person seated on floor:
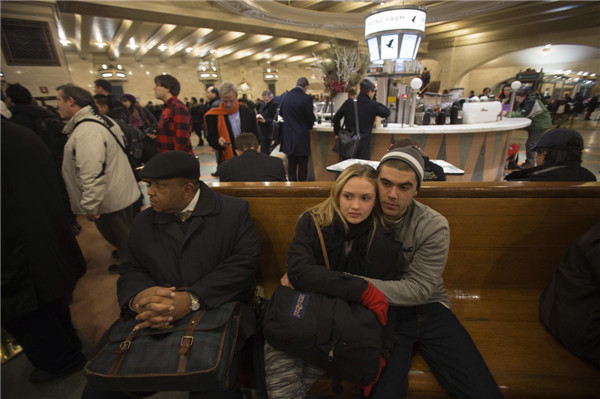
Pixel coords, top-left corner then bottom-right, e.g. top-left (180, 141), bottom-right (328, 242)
top-left (539, 222), bottom-right (600, 369)
top-left (217, 132), bottom-right (287, 182)
top-left (388, 138), bottom-right (446, 181)
top-left (82, 151), bottom-right (261, 399)
top-left (505, 128), bottom-right (596, 182)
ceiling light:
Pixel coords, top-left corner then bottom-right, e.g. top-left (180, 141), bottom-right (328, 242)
top-left (60, 39), bottom-right (71, 46)
top-left (127, 37), bottom-right (139, 50)
top-left (95, 41), bottom-right (107, 48)
top-left (158, 44), bottom-right (168, 52)
top-left (186, 47), bottom-right (193, 53)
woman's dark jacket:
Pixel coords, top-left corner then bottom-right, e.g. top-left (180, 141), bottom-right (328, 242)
top-left (287, 212), bottom-right (403, 354)
top-left (332, 93), bottom-right (390, 159)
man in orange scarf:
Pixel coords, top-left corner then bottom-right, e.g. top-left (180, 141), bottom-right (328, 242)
top-left (204, 82), bottom-right (258, 168)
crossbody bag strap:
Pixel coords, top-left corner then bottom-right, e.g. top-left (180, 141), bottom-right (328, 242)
top-left (352, 98), bottom-right (361, 139)
top-left (75, 118), bottom-right (129, 157)
top-left (309, 212), bottom-right (330, 270)
top-left (177, 309), bottom-right (207, 373)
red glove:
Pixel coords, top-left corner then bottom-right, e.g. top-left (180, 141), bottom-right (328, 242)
top-left (360, 282), bottom-right (388, 326)
top-left (363, 355), bottom-right (386, 397)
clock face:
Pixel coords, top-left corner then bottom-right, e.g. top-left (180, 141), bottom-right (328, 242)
top-left (381, 33), bottom-right (398, 59)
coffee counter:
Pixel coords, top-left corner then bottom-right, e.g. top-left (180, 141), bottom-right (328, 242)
top-left (309, 118), bottom-right (531, 181)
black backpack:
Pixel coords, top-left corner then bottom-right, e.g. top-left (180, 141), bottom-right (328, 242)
top-left (34, 116), bottom-right (67, 164)
top-left (74, 118), bottom-right (141, 178)
top-left (113, 119), bottom-right (145, 165)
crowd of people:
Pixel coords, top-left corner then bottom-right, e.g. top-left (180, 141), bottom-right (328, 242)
top-left (1, 74), bottom-right (598, 399)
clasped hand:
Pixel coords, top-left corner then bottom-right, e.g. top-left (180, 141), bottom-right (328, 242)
top-left (131, 286), bottom-right (190, 331)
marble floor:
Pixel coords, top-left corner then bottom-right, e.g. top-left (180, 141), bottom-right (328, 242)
top-left (2, 118), bottom-right (598, 399)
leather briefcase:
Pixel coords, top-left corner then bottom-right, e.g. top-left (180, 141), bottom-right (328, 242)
top-left (85, 301), bottom-right (240, 392)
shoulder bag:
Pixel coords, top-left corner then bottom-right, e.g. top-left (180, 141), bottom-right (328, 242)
top-left (333, 99), bottom-right (361, 159)
top-left (85, 301), bottom-right (241, 392)
top-left (263, 213), bottom-right (382, 386)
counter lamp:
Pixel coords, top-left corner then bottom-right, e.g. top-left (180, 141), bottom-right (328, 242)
top-left (507, 80), bottom-right (522, 118)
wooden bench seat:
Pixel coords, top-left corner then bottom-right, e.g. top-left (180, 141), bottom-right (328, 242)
top-left (210, 181), bottom-right (600, 398)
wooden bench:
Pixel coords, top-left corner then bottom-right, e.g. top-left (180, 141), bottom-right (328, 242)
top-left (210, 181), bottom-right (600, 398)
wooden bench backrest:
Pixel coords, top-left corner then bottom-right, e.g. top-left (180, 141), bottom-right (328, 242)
top-left (210, 182), bottom-right (600, 296)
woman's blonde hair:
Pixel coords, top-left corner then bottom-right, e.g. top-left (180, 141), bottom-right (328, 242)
top-left (307, 164), bottom-right (381, 231)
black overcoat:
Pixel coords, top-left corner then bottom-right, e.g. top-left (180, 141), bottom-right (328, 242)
top-left (1, 120), bottom-right (86, 322)
top-left (117, 181), bottom-right (261, 338)
top-left (280, 87), bottom-right (315, 156)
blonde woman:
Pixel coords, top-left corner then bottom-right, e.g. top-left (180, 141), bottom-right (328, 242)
top-left (264, 164), bottom-right (401, 398)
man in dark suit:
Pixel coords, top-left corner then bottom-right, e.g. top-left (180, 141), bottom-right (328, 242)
top-left (280, 77), bottom-right (315, 181)
top-left (205, 82), bottom-right (258, 173)
top-left (256, 89), bottom-right (278, 154)
top-left (217, 133), bottom-right (287, 182)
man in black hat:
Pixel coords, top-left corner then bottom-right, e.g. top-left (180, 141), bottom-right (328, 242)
top-left (331, 78), bottom-right (390, 160)
top-left (83, 151), bottom-right (261, 399)
top-left (505, 128), bottom-right (596, 181)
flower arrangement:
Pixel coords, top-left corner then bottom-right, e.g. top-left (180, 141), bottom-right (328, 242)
top-left (314, 41), bottom-right (370, 100)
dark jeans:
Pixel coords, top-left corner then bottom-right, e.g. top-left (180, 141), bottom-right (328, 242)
top-left (370, 303), bottom-right (502, 399)
top-left (287, 155), bottom-right (308, 181)
top-left (2, 297), bottom-right (85, 372)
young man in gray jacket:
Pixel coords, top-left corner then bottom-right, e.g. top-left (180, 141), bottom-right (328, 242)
top-left (365, 146), bottom-right (503, 398)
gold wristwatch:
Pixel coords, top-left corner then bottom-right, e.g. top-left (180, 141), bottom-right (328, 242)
top-left (188, 292), bottom-right (200, 311)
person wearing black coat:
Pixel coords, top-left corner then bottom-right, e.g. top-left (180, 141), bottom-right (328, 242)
top-left (505, 128), bottom-right (596, 182)
top-left (82, 151), bottom-right (261, 399)
top-left (205, 82), bottom-right (258, 165)
top-left (332, 79), bottom-right (390, 160)
top-left (256, 89), bottom-right (278, 154)
top-left (1, 120), bottom-right (87, 384)
top-left (280, 77), bottom-right (316, 181)
top-left (217, 133), bottom-right (286, 182)
top-left (539, 222), bottom-right (600, 369)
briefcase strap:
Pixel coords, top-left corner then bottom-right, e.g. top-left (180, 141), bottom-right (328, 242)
top-left (309, 212), bottom-right (330, 271)
top-left (110, 328), bottom-right (139, 375)
top-left (177, 309), bottom-right (206, 373)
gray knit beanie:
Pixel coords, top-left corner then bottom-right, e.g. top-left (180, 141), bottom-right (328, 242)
top-left (380, 146), bottom-right (425, 190)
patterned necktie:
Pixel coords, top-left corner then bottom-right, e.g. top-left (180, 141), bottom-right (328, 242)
top-left (176, 210), bottom-right (193, 222)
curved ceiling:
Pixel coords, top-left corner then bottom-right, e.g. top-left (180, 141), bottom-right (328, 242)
top-left (482, 45), bottom-right (600, 70)
top-left (49, 1), bottom-right (600, 68)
